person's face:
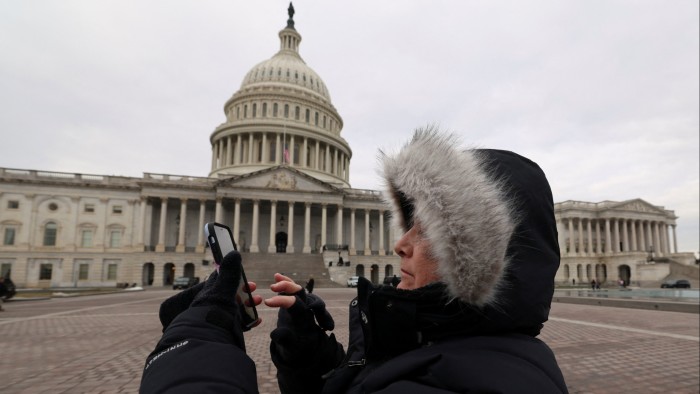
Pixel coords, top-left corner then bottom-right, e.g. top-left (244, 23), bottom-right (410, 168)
top-left (394, 224), bottom-right (440, 290)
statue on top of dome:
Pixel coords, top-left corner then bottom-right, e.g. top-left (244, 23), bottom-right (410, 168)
top-left (287, 2), bottom-right (295, 29)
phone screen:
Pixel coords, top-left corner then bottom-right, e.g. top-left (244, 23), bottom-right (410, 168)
top-left (205, 222), bottom-right (258, 328)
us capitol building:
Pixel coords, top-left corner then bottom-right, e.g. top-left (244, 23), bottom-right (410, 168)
top-left (0, 6), bottom-right (695, 290)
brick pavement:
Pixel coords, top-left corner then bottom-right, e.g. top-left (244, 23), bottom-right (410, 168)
top-left (0, 288), bottom-right (697, 393)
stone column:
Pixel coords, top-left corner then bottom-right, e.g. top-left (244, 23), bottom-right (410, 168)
top-left (248, 133), bottom-right (254, 164)
top-left (321, 204), bottom-right (327, 250)
top-left (622, 219), bottom-right (629, 252)
top-left (290, 135), bottom-right (295, 165)
top-left (287, 202), bottom-right (295, 253)
top-left (567, 219), bottom-right (575, 256)
top-left (176, 198), bottom-right (187, 253)
top-left (349, 208), bottom-right (356, 255)
top-left (577, 219), bottom-right (584, 256)
top-left (156, 198), bottom-right (167, 252)
top-left (226, 137), bottom-right (233, 166)
top-left (250, 200), bottom-right (260, 253)
top-left (630, 219), bottom-right (638, 251)
top-left (672, 224), bottom-right (678, 254)
top-left (303, 202), bottom-right (311, 253)
top-left (653, 222), bottom-right (661, 256)
top-left (604, 218), bottom-right (612, 254)
top-left (215, 198), bottom-right (223, 223)
top-left (613, 219), bottom-right (620, 253)
top-left (276, 133), bottom-right (282, 163)
top-left (315, 140), bottom-right (320, 170)
top-left (333, 149), bottom-right (338, 176)
top-left (196, 200), bottom-right (206, 252)
top-left (325, 147), bottom-right (331, 173)
top-left (233, 199), bottom-right (241, 247)
top-left (661, 223), bottom-right (669, 254)
top-left (211, 144), bottom-right (217, 171)
top-left (586, 219), bottom-right (593, 256)
top-left (236, 134), bottom-right (242, 164)
top-left (379, 211), bottom-right (385, 256)
top-left (638, 221), bottom-right (646, 252)
top-left (595, 219), bottom-right (601, 254)
top-left (138, 196), bottom-right (148, 247)
top-left (336, 205), bottom-right (343, 245)
top-left (364, 210), bottom-right (371, 255)
top-left (302, 137), bottom-right (308, 167)
top-left (262, 133), bottom-right (268, 163)
top-left (268, 201), bottom-right (277, 253)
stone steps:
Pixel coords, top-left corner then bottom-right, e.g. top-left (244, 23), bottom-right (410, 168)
top-left (239, 252), bottom-right (340, 288)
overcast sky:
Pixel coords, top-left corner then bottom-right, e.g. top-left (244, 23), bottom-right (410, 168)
top-left (1, 1), bottom-right (698, 254)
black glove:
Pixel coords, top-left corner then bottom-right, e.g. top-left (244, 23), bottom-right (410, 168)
top-left (270, 288), bottom-right (337, 364)
top-left (190, 250), bottom-right (247, 350)
top-left (158, 281), bottom-right (206, 331)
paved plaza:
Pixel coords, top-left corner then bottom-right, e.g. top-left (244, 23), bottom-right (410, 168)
top-left (0, 288), bottom-right (698, 393)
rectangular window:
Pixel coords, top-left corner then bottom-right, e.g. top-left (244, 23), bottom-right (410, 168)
top-left (3, 228), bottom-right (15, 245)
top-left (7, 200), bottom-right (19, 209)
top-left (1, 263), bottom-right (11, 277)
top-left (44, 224), bottom-right (57, 246)
top-left (112, 205), bottom-right (122, 214)
top-left (107, 264), bottom-right (118, 280)
top-left (79, 264), bottom-right (89, 280)
top-left (40, 263), bottom-right (53, 280)
top-left (84, 204), bottom-right (95, 213)
top-left (81, 230), bottom-right (93, 248)
top-left (109, 231), bottom-right (121, 248)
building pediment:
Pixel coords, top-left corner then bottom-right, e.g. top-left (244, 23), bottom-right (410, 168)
top-left (217, 166), bottom-right (339, 193)
top-left (608, 199), bottom-right (666, 215)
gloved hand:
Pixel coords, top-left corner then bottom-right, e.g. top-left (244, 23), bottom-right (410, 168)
top-left (159, 281), bottom-right (206, 331)
top-left (267, 279), bottom-right (338, 365)
top-left (190, 250), bottom-right (248, 349)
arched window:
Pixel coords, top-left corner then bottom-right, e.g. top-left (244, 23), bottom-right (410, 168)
top-left (252, 103), bottom-right (257, 117)
top-left (305, 109), bottom-right (310, 123)
top-left (244, 105), bottom-right (248, 118)
top-left (273, 103), bottom-right (278, 117)
top-left (323, 115), bottom-right (327, 129)
top-left (44, 222), bottom-right (57, 246)
top-left (314, 112), bottom-right (319, 126)
top-left (262, 103), bottom-right (267, 117)
top-left (295, 106), bottom-right (300, 120)
top-left (284, 104), bottom-right (289, 118)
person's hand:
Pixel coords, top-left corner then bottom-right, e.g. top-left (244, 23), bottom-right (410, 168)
top-left (189, 251), bottom-right (263, 348)
top-left (265, 273), bottom-right (336, 364)
top-left (159, 281), bottom-right (206, 332)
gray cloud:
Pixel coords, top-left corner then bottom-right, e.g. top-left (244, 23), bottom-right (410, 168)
top-left (1, 0), bottom-right (697, 254)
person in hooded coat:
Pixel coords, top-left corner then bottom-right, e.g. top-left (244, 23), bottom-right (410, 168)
top-left (266, 128), bottom-right (568, 393)
top-left (139, 127), bottom-right (568, 394)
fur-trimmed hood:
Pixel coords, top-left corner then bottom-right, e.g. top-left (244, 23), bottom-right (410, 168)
top-left (380, 128), bottom-right (560, 333)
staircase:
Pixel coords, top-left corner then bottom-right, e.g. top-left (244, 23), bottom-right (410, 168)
top-left (663, 260), bottom-right (700, 288)
top-left (239, 252), bottom-right (341, 288)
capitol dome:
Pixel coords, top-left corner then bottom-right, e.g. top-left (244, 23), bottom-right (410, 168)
top-left (209, 4), bottom-right (351, 188)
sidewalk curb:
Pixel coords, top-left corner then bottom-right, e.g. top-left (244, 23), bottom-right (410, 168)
top-left (552, 296), bottom-right (700, 314)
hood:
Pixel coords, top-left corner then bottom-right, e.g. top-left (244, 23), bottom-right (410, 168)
top-left (380, 128), bottom-right (560, 334)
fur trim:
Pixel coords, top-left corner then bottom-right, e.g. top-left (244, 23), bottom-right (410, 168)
top-left (380, 127), bottom-right (517, 306)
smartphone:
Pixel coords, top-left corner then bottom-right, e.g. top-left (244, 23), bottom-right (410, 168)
top-left (204, 222), bottom-right (258, 329)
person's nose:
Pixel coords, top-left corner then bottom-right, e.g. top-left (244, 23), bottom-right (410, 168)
top-left (394, 230), bottom-right (412, 258)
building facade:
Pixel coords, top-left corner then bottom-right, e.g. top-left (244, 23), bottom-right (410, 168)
top-left (0, 7), bottom-right (693, 289)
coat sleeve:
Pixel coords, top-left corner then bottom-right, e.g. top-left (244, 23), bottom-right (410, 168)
top-left (139, 306), bottom-right (258, 394)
